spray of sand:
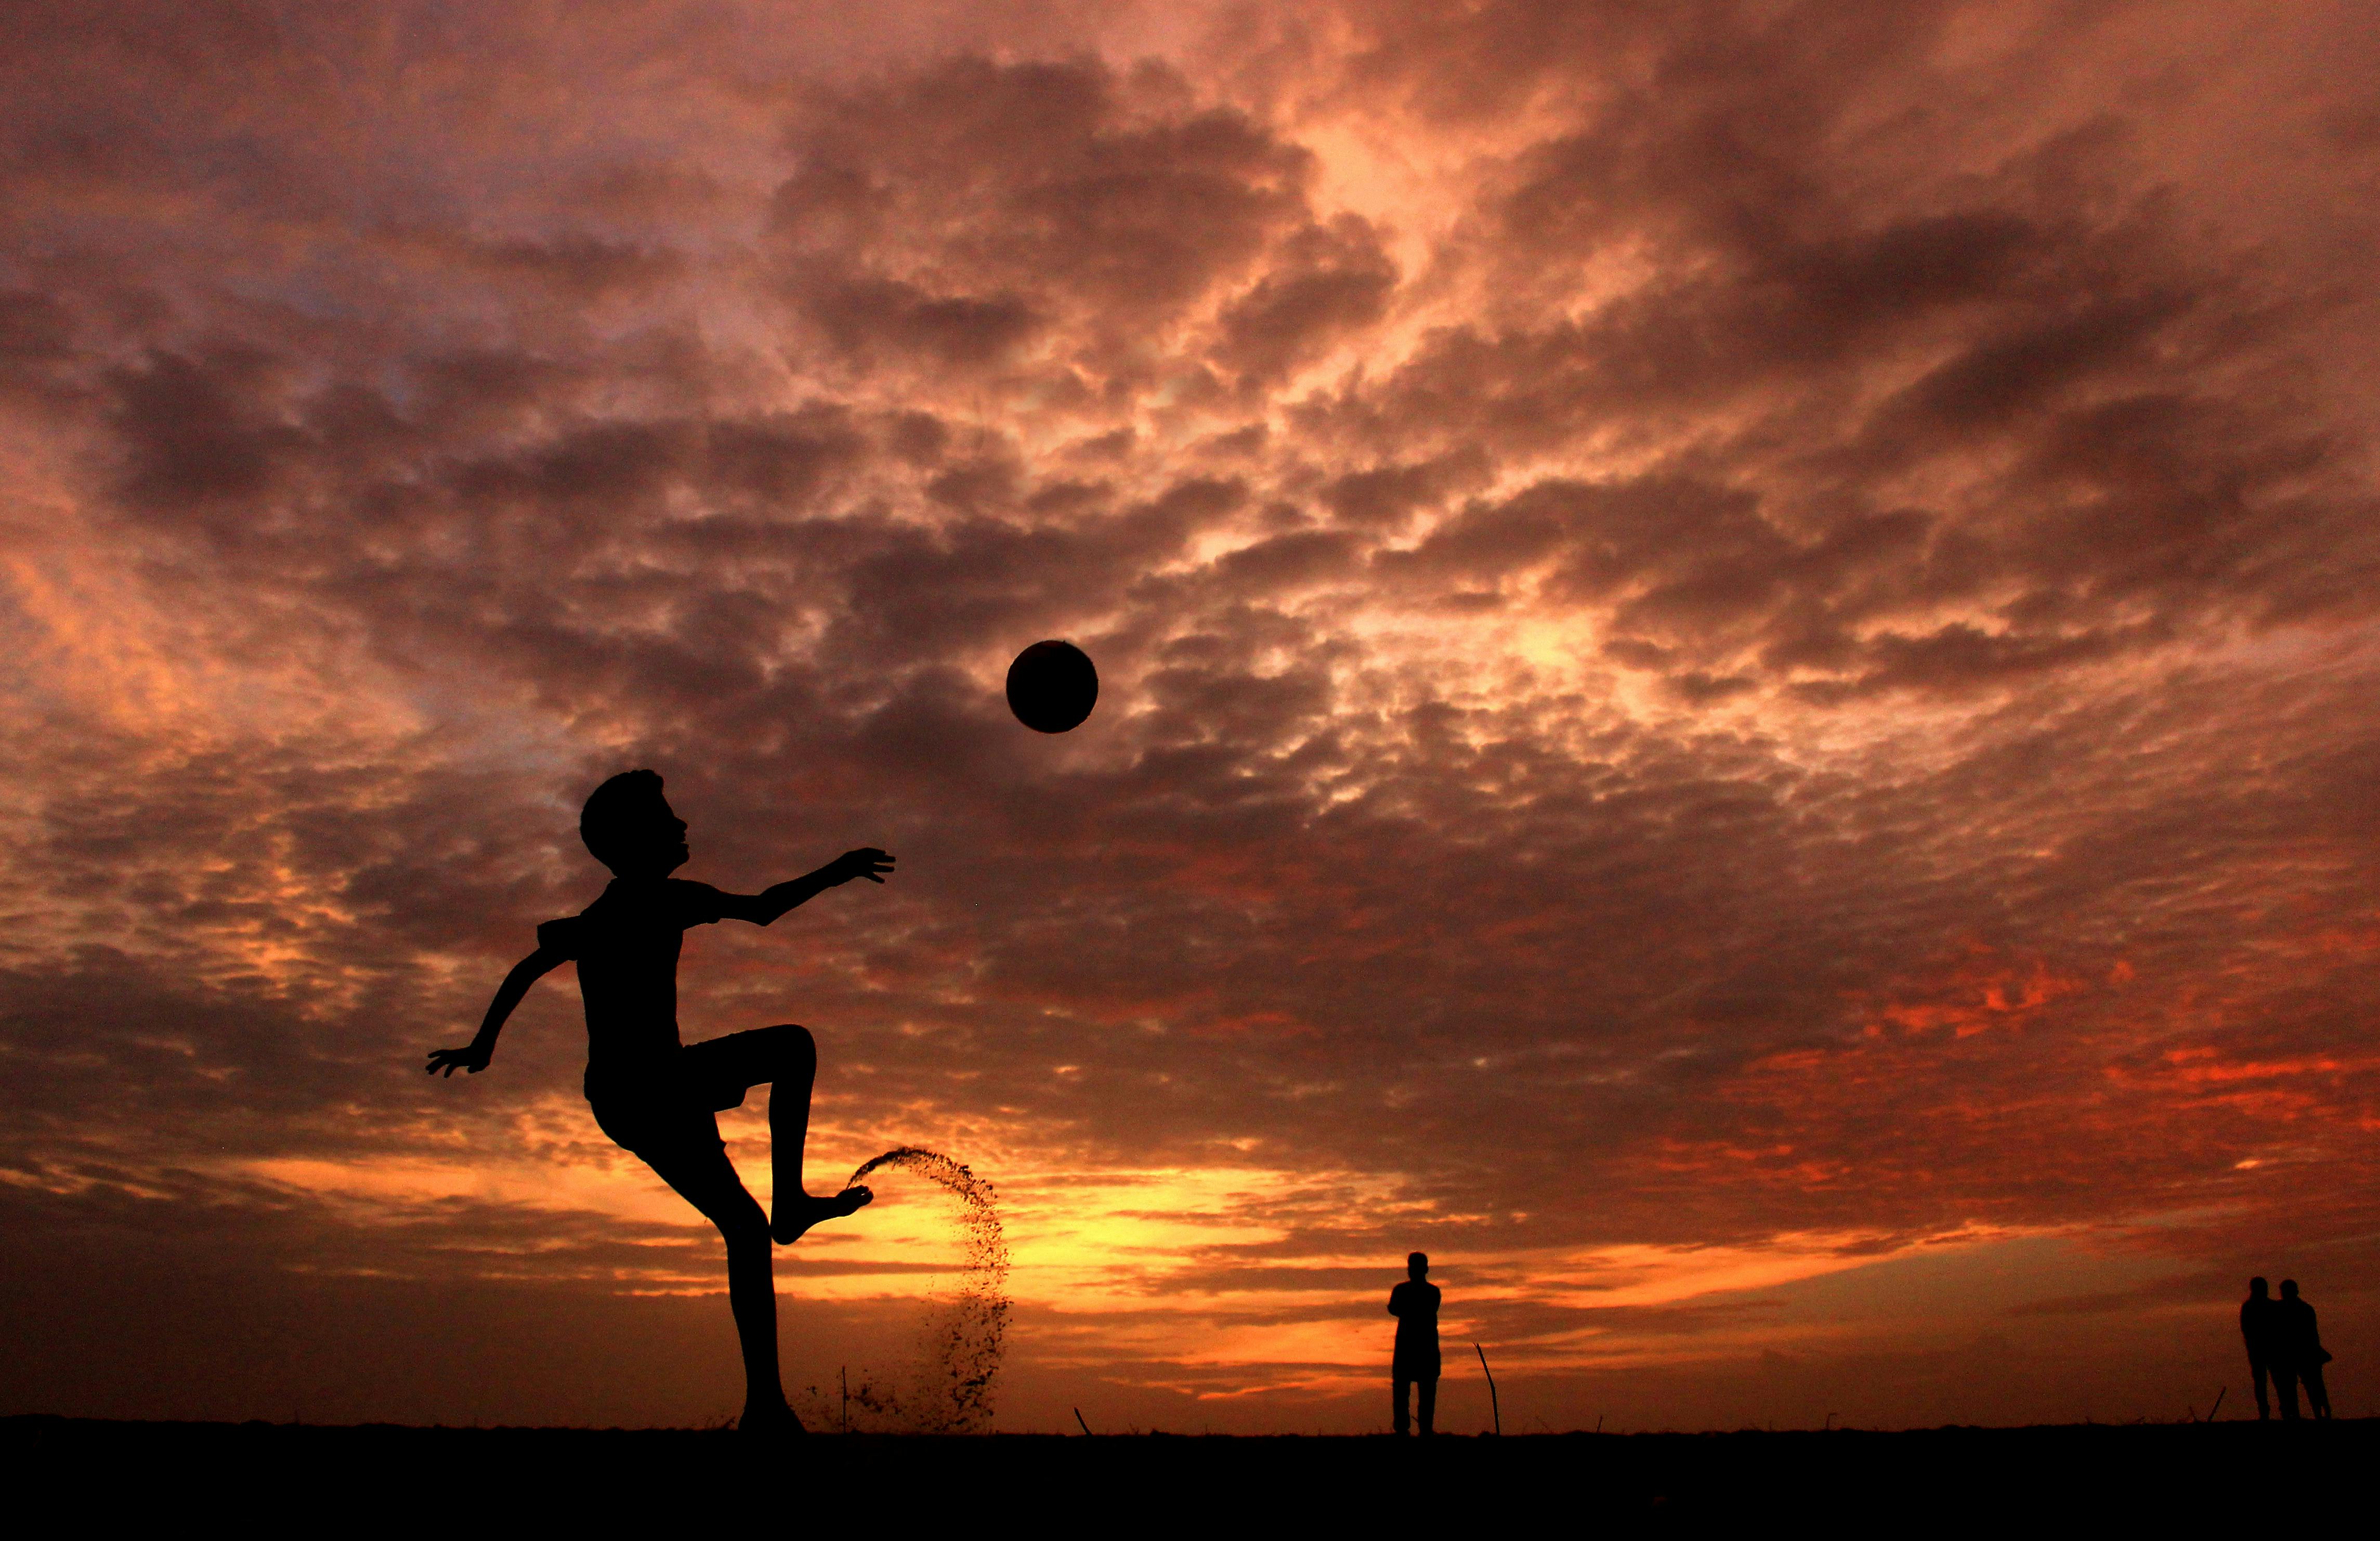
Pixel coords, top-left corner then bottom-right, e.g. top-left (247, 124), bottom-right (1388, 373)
top-left (840, 1146), bottom-right (1010, 1432)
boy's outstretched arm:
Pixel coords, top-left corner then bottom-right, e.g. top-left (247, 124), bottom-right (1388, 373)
top-left (426, 945), bottom-right (567, 1076)
top-left (719, 847), bottom-right (894, 926)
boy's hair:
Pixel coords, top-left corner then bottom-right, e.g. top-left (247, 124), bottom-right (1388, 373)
top-left (1408, 1251), bottom-right (1428, 1270)
top-left (581, 769), bottom-right (669, 872)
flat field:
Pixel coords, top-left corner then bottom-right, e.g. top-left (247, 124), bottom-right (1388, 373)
top-left (6, 1415), bottom-right (2364, 1527)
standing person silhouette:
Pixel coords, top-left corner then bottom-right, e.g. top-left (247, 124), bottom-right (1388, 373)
top-left (2279, 1279), bottom-right (2334, 1420)
top-left (1388, 1251), bottom-right (1442, 1436)
top-left (426, 770), bottom-right (889, 1434)
top-left (2241, 1276), bottom-right (2281, 1420)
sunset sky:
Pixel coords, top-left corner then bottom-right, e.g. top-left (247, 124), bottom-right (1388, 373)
top-left (4, 0), bottom-right (2377, 1433)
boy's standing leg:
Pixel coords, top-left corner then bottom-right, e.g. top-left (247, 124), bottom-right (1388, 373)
top-left (636, 1141), bottom-right (795, 1428)
top-left (1393, 1374), bottom-right (1412, 1434)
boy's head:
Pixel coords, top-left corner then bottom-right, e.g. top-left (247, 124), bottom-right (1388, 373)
top-left (1408, 1251), bottom-right (1429, 1280)
top-left (581, 769), bottom-right (689, 878)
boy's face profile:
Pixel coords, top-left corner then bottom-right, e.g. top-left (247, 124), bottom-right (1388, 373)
top-left (580, 769), bottom-right (691, 879)
top-left (609, 801), bottom-right (690, 878)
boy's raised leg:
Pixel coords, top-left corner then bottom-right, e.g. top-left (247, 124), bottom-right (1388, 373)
top-left (757, 1024), bottom-right (871, 1244)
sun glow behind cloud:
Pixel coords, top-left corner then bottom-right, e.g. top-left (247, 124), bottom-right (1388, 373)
top-left (231, 1118), bottom-right (2123, 1417)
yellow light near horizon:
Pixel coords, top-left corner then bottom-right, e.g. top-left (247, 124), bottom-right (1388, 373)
top-left (226, 1120), bottom-right (2137, 1406)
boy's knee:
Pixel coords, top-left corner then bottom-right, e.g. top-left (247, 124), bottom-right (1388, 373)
top-left (718, 1201), bottom-right (770, 1251)
top-left (764, 1023), bottom-right (816, 1068)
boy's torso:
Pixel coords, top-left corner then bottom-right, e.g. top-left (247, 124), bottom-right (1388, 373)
top-left (545, 878), bottom-right (729, 1088)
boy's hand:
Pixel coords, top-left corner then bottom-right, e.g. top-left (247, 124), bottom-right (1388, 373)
top-left (822, 847), bottom-right (895, 886)
top-left (426, 1042), bottom-right (492, 1077)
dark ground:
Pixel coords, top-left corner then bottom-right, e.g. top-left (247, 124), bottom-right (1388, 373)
top-left (5, 1415), bottom-right (2366, 1527)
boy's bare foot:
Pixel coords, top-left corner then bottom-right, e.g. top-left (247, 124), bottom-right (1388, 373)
top-left (771, 1185), bottom-right (872, 1245)
top-left (738, 1401), bottom-right (805, 1435)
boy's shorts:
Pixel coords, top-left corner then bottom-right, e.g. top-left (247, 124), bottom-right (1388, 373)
top-left (586, 1027), bottom-right (791, 1163)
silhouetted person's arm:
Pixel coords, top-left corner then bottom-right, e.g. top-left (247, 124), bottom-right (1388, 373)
top-left (426, 945), bottom-right (569, 1076)
top-left (716, 849), bottom-right (895, 925)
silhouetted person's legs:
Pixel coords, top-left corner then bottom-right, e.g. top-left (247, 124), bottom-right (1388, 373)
top-left (2302, 1363), bottom-right (2331, 1419)
top-left (1416, 1374), bottom-right (1437, 1436)
top-left (687, 1025), bottom-right (868, 1244)
top-left (587, 1025), bottom-right (875, 1431)
top-left (1393, 1375), bottom-right (1413, 1434)
top-left (641, 1140), bottom-right (792, 1428)
top-left (2274, 1365), bottom-right (2302, 1421)
top-left (767, 1025), bottom-right (816, 1207)
top-left (2251, 1357), bottom-right (2271, 1420)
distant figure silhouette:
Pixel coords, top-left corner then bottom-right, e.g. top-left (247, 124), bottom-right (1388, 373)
top-left (2242, 1276), bottom-right (2281, 1420)
top-left (1388, 1251), bottom-right (1441, 1436)
top-left (2277, 1279), bottom-right (2334, 1421)
top-left (427, 770), bottom-right (892, 1434)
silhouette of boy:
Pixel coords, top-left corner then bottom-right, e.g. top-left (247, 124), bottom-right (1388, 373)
top-left (2241, 1276), bottom-right (2280, 1419)
top-left (1388, 1251), bottom-right (1441, 1436)
top-left (427, 769), bottom-right (891, 1433)
top-left (2278, 1279), bottom-right (2333, 1421)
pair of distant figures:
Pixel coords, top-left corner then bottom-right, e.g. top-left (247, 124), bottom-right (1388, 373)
top-left (2241, 1277), bottom-right (2333, 1420)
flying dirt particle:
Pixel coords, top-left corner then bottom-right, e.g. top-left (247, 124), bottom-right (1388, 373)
top-left (842, 1146), bottom-right (1011, 1432)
